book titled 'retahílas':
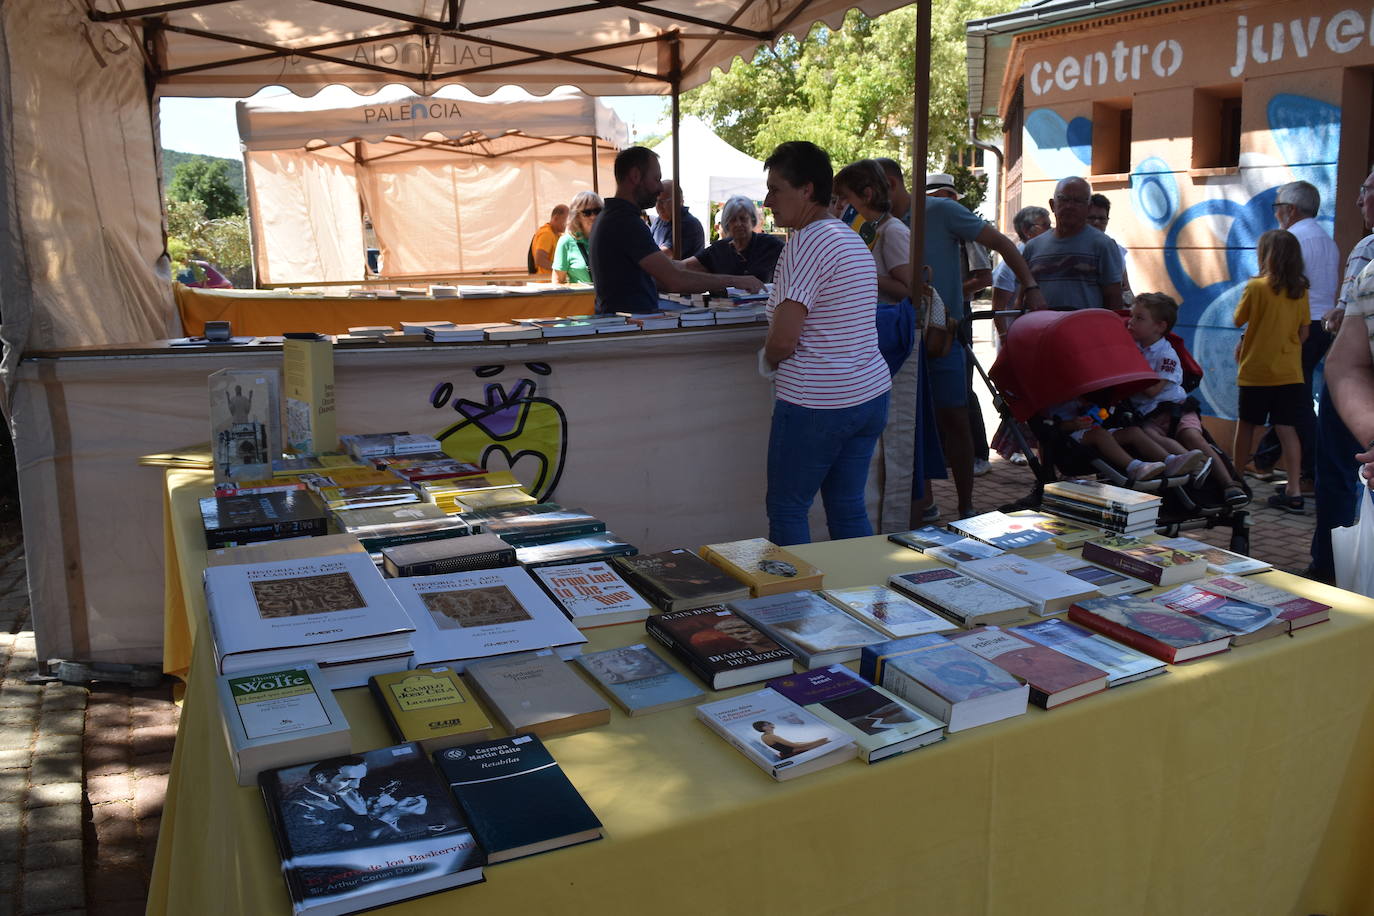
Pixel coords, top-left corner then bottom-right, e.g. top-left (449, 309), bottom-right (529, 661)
top-left (644, 605), bottom-right (794, 689)
top-left (858, 634), bottom-right (1029, 732)
top-left (1068, 595), bottom-right (1233, 663)
top-left (1081, 536), bottom-right (1208, 587)
top-left (259, 742), bottom-right (484, 916)
top-left (614, 548), bottom-right (751, 612)
top-left (948, 626), bottom-right (1109, 709)
top-left (695, 688), bottom-right (857, 780)
top-left (573, 644), bottom-right (705, 716)
top-left (368, 667), bottom-right (495, 753)
top-left (463, 651), bottom-right (610, 738)
top-left (698, 537), bottom-right (824, 596)
top-left (433, 734), bottom-right (603, 863)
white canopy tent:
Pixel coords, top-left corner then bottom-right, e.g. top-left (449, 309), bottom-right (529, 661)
top-left (650, 117), bottom-right (766, 236)
top-left (237, 85), bottom-right (626, 282)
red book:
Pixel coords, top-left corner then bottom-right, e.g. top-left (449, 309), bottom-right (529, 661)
top-left (1068, 595), bottom-right (1232, 664)
top-left (949, 627), bottom-right (1108, 708)
top-left (1081, 536), bottom-right (1207, 587)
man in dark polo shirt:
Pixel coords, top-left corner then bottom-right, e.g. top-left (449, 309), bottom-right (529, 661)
top-left (589, 147), bottom-right (762, 314)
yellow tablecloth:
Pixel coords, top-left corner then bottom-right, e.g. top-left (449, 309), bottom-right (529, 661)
top-left (174, 285), bottom-right (596, 337)
top-left (152, 470), bottom-right (1374, 915)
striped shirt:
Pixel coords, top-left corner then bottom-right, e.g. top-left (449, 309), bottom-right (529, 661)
top-left (767, 217), bottom-right (891, 409)
top-left (1336, 233), bottom-right (1374, 311)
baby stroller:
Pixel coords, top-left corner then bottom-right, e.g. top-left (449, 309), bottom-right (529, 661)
top-left (981, 308), bottom-right (1252, 554)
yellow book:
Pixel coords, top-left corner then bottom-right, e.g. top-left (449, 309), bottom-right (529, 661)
top-left (367, 668), bottom-right (496, 752)
top-left (314, 468), bottom-right (404, 488)
top-left (283, 338), bottom-right (336, 456)
top-left (699, 537), bottom-right (824, 597)
top-left (454, 489), bottom-right (536, 511)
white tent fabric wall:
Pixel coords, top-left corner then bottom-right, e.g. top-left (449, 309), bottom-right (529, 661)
top-left (651, 118), bottom-right (766, 238)
top-left (244, 149), bottom-right (366, 284)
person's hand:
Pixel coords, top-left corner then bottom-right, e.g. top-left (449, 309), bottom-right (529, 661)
top-left (1324, 308), bottom-right (1345, 334)
top-left (1358, 444), bottom-right (1374, 490)
top-left (733, 275), bottom-right (764, 294)
top-left (1023, 287), bottom-right (1048, 311)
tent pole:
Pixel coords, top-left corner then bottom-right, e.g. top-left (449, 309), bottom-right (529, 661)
top-left (670, 34), bottom-right (682, 260)
top-left (909, 0), bottom-right (931, 303)
top-left (591, 135), bottom-right (600, 193)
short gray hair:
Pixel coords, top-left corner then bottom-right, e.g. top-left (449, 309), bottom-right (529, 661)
top-left (1277, 180), bottom-right (1320, 218)
top-left (1011, 206), bottom-right (1051, 242)
top-left (719, 195), bottom-right (759, 228)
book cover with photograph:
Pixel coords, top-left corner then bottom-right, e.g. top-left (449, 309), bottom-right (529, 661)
top-left (1081, 536), bottom-right (1207, 587)
top-left (1151, 583), bottom-right (1281, 645)
top-left (696, 688), bottom-right (856, 780)
top-left (948, 510), bottom-right (1056, 556)
top-left (924, 538), bottom-right (1006, 566)
top-left (1200, 576), bottom-right (1330, 632)
top-left (767, 666), bottom-right (945, 762)
top-left (574, 644), bottom-right (705, 716)
top-left (614, 549), bottom-right (751, 611)
top-left (1153, 537), bottom-right (1271, 576)
top-left (1069, 595), bottom-right (1233, 663)
top-left (1010, 618), bottom-right (1166, 686)
top-left (644, 605), bottom-right (794, 689)
top-left (887, 526), bottom-right (965, 553)
top-left (819, 585), bottom-right (959, 639)
top-left (859, 634), bottom-right (1029, 732)
top-left (729, 591), bottom-right (885, 668)
top-left (210, 368), bottom-right (282, 482)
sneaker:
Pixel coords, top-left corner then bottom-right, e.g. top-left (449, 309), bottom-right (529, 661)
top-left (921, 503), bottom-right (941, 523)
top-left (1009, 453), bottom-right (1029, 466)
top-left (1163, 449), bottom-right (1207, 477)
top-left (1190, 456), bottom-right (1214, 486)
top-left (972, 459), bottom-right (992, 477)
top-left (1223, 484), bottom-right (1250, 507)
top-left (1129, 460), bottom-right (1166, 482)
top-left (1244, 463), bottom-right (1286, 483)
top-left (1266, 492), bottom-right (1305, 514)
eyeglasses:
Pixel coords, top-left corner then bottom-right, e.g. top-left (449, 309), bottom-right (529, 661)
top-left (580, 207), bottom-right (602, 217)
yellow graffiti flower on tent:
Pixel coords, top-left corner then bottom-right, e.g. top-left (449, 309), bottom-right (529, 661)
top-left (435, 375), bottom-right (567, 501)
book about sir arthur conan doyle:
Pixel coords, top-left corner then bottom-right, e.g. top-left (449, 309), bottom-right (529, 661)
top-left (644, 605), bottom-right (795, 689)
top-left (259, 743), bottom-right (485, 916)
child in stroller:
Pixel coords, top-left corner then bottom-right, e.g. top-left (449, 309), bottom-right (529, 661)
top-left (1044, 395), bottom-right (1208, 483)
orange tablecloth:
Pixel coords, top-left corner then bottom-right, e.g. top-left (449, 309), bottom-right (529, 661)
top-left (174, 285), bottom-right (596, 336)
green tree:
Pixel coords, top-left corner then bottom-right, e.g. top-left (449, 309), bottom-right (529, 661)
top-left (682, 1), bottom-right (1020, 172)
top-left (168, 158), bottom-right (243, 219)
top-left (167, 197), bottom-right (252, 282)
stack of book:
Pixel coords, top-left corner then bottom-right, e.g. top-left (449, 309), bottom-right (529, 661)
top-left (1041, 480), bottom-right (1162, 536)
top-left (424, 323), bottom-right (492, 342)
top-left (332, 503), bottom-right (470, 555)
top-left (342, 432), bottom-right (442, 462)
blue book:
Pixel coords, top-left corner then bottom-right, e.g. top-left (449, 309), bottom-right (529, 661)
top-left (573, 644), bottom-right (704, 716)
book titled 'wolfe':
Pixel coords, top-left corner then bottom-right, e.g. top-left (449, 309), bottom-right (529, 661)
top-left (259, 743), bottom-right (484, 915)
top-left (216, 662), bottom-right (350, 786)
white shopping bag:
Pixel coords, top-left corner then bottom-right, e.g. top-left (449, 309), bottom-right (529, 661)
top-left (1332, 477), bottom-right (1374, 597)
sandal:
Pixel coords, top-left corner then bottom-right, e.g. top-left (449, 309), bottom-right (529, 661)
top-left (1265, 493), bottom-right (1305, 514)
top-left (1223, 484), bottom-right (1250, 507)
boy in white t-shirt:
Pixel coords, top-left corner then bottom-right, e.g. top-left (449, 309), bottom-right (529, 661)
top-left (1126, 293), bottom-right (1248, 506)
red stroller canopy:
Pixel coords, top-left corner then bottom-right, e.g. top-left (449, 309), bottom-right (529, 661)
top-left (988, 310), bottom-right (1161, 422)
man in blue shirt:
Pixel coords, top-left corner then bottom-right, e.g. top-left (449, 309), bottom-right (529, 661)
top-left (650, 180), bottom-right (706, 259)
top-left (589, 147), bottom-right (762, 314)
top-left (1019, 177), bottom-right (1124, 311)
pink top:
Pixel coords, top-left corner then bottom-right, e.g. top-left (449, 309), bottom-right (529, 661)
top-left (766, 218), bottom-right (890, 409)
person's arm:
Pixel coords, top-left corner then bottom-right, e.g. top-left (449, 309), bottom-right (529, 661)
top-left (554, 269), bottom-right (569, 283)
top-left (976, 225), bottom-right (1046, 310)
top-left (878, 263), bottom-right (913, 303)
top-left (962, 267), bottom-right (992, 299)
top-left (1138, 378), bottom-right (1168, 397)
top-left (765, 300), bottom-right (807, 368)
top-left (1299, 321), bottom-right (1310, 344)
top-left (637, 250), bottom-right (762, 295)
top-left (1327, 306), bottom-right (1374, 452)
top-left (1101, 283), bottom-right (1124, 310)
top-left (681, 256), bottom-right (707, 273)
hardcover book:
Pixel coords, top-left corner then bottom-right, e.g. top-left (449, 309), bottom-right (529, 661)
top-left (1199, 575), bottom-right (1331, 632)
top-left (696, 688), bottom-right (856, 780)
top-left (1081, 536), bottom-right (1208, 587)
top-left (513, 532), bottom-right (638, 569)
top-left (573, 643), bottom-right (705, 716)
top-left (819, 585), bottom-right (959, 639)
top-left (385, 567), bottom-right (587, 670)
top-left (317, 483), bottom-right (422, 511)
top-left (259, 743), bottom-right (484, 915)
top-left (924, 538), bottom-right (1006, 566)
top-left (531, 562), bottom-right (655, 628)
top-left (333, 503), bottom-right (469, 553)
top-left (368, 668), bottom-right (495, 752)
top-left (1153, 537), bottom-right (1271, 576)
top-left (644, 605), bottom-right (795, 689)
top-left (948, 510), bottom-right (1056, 556)
top-left (381, 533), bottom-right (517, 578)
top-left (728, 591), bottom-right (885, 668)
top-left (463, 652), bottom-right (610, 737)
top-left (1043, 479), bottom-right (1163, 511)
top-left (954, 555), bottom-right (1101, 616)
top-left (1152, 583), bottom-right (1280, 645)
top-left (858, 634), bottom-right (1029, 732)
top-left (887, 568), bottom-right (1033, 628)
top-left (887, 526), bottom-right (966, 553)
top-left (766, 666), bottom-right (945, 762)
top-left (200, 489), bottom-right (328, 550)
top-left (614, 548), bottom-right (751, 612)
top-left (216, 662), bottom-right (350, 786)
top-left (282, 338), bottom-right (335, 457)
top-left (207, 532), bottom-right (367, 570)
top-left (1010, 617), bottom-right (1166, 686)
top-left (1035, 553), bottom-right (1152, 597)
top-left (698, 537), bottom-right (824, 596)
top-left (210, 367), bottom-right (282, 482)
top-left (1069, 595), bottom-right (1233, 663)
top-left (949, 627), bottom-right (1108, 709)
top-left (480, 507), bottom-right (606, 547)
top-left (433, 734), bottom-right (602, 863)
top-left (203, 552), bottom-right (415, 685)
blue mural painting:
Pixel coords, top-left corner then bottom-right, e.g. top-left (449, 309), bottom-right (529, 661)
top-left (1024, 93), bottom-right (1341, 419)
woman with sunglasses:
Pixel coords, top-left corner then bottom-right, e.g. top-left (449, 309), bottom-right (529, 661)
top-left (553, 191), bottom-right (603, 284)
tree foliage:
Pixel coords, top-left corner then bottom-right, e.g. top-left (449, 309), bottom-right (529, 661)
top-left (168, 158), bottom-right (243, 219)
top-left (167, 197), bottom-right (251, 275)
top-left (682, 1), bottom-right (1020, 173)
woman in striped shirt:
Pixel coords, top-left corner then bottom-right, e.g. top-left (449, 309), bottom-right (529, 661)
top-left (761, 141), bottom-right (892, 546)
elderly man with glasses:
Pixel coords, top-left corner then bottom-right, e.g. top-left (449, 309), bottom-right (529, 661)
top-left (1019, 176), bottom-right (1124, 311)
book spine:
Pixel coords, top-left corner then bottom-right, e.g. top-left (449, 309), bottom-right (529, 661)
top-left (367, 678), bottom-right (408, 744)
top-left (395, 551), bottom-right (516, 576)
top-left (1043, 487), bottom-right (1152, 513)
top-left (1066, 606), bottom-right (1175, 662)
top-left (1080, 543), bottom-right (1164, 585)
top-left (257, 779), bottom-right (311, 904)
top-left (1041, 497), bottom-right (1151, 525)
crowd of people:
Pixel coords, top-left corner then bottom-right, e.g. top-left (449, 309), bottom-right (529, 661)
top-left (527, 143), bottom-right (1374, 575)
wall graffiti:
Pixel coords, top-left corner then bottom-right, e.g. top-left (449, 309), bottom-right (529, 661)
top-left (1023, 92), bottom-right (1340, 419)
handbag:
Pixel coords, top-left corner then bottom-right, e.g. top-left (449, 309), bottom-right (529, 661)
top-left (919, 265), bottom-right (957, 360)
top-left (1332, 475), bottom-right (1374, 597)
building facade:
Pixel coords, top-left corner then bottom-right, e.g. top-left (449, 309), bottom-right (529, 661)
top-left (968, 0), bottom-right (1374, 418)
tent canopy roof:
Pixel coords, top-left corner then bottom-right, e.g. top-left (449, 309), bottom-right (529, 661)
top-left (237, 84), bottom-right (628, 151)
top-left (91, 0), bottom-right (910, 98)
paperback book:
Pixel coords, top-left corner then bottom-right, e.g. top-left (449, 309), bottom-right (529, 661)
top-left (1199, 575), bottom-right (1331, 632)
top-left (433, 734), bottom-right (602, 863)
top-left (317, 484), bottom-right (421, 511)
top-left (210, 367), bottom-right (282, 482)
top-left (948, 510), bottom-right (1056, 556)
top-left (1069, 595), bottom-right (1233, 663)
top-left (368, 668), bottom-right (495, 752)
top-left (1035, 552), bottom-right (1152, 597)
top-left (1010, 617), bottom-right (1166, 686)
top-left (729, 591), bottom-right (885, 668)
top-left (480, 507), bottom-right (606, 547)
top-left (696, 688), bottom-right (857, 780)
top-left (614, 548), bottom-right (751, 612)
top-left (1152, 583), bottom-right (1280, 645)
top-left (953, 555), bottom-right (1100, 616)
top-left (887, 527), bottom-right (966, 554)
top-left (766, 665), bottom-right (945, 762)
top-left (948, 626), bottom-right (1108, 709)
top-left (385, 567), bottom-right (587, 670)
top-left (1005, 509), bottom-right (1101, 548)
top-left (698, 537), bottom-right (824, 596)
top-left (644, 605), bottom-right (795, 689)
top-left (259, 743), bottom-right (484, 915)
top-left (1081, 536), bottom-right (1208, 587)
top-left (216, 662), bottom-right (350, 786)
top-left (574, 644), bottom-right (705, 716)
top-left (464, 651), bottom-right (610, 738)
top-left (887, 568), bottom-right (1033, 628)
top-left (819, 585), bottom-right (959, 639)
top-left (924, 538), bottom-right (1006, 565)
top-left (513, 532), bottom-right (637, 569)
top-left (1153, 536), bottom-right (1271, 576)
top-left (858, 634), bottom-right (1029, 732)
top-left (282, 338), bottom-right (335, 456)
top-left (333, 503), bottom-right (469, 553)
top-left (531, 561), bottom-right (655, 628)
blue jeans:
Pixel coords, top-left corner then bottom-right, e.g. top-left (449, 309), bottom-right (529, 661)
top-left (1310, 385), bottom-right (1363, 580)
top-left (766, 392), bottom-right (890, 546)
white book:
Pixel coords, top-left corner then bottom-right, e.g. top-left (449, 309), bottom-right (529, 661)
top-left (729, 591), bottom-right (886, 668)
top-left (1009, 618), bottom-right (1166, 687)
top-left (203, 552), bottom-right (415, 680)
top-left (215, 661), bottom-right (350, 785)
top-left (387, 567), bottom-right (588, 671)
top-left (864, 635), bottom-right (1028, 733)
top-left (924, 538), bottom-right (1005, 565)
top-left (819, 585), bottom-right (959, 639)
top-left (696, 688), bottom-right (857, 781)
top-left (1153, 536), bottom-right (1271, 576)
top-left (483, 324), bottom-right (542, 340)
top-left (887, 568), bottom-right (1033, 627)
top-left (955, 555), bottom-right (1100, 616)
top-left (531, 562), bottom-right (654, 628)
top-left (1036, 553), bottom-right (1152, 597)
